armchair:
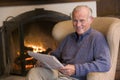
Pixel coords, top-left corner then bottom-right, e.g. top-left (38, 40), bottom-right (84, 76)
top-left (52, 17), bottom-right (120, 80)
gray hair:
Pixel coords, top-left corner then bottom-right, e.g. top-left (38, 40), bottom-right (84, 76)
top-left (72, 5), bottom-right (93, 17)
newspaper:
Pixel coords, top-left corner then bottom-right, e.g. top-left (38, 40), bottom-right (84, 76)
top-left (28, 51), bottom-right (64, 69)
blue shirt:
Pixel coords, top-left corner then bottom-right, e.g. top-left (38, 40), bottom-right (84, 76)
top-left (51, 28), bottom-right (111, 80)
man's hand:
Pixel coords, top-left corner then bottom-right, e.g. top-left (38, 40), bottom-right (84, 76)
top-left (59, 64), bottom-right (75, 76)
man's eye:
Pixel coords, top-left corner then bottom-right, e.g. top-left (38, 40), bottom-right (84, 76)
top-left (73, 20), bottom-right (86, 23)
top-left (80, 20), bottom-right (85, 22)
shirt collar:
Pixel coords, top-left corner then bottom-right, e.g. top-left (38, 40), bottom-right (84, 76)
top-left (73, 28), bottom-right (92, 42)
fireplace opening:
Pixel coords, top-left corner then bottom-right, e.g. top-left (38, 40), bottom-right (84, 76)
top-left (1, 8), bottom-right (70, 76)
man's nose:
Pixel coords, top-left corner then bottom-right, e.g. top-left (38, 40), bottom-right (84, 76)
top-left (76, 21), bottom-right (82, 26)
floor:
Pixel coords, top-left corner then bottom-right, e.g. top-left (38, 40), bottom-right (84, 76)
top-left (0, 75), bottom-right (25, 80)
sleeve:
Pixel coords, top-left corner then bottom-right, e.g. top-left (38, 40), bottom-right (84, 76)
top-left (75, 34), bottom-right (111, 77)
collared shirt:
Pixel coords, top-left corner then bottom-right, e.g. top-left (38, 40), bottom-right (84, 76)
top-left (51, 28), bottom-right (111, 80)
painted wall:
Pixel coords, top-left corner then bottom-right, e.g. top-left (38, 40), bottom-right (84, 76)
top-left (0, 1), bottom-right (96, 27)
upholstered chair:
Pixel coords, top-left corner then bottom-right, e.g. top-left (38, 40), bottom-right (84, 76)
top-left (52, 17), bottom-right (120, 80)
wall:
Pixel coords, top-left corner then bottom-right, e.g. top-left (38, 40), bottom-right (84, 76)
top-left (97, 0), bottom-right (120, 17)
top-left (0, 1), bottom-right (96, 27)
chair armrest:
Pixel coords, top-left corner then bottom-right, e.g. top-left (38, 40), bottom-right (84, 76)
top-left (87, 72), bottom-right (106, 80)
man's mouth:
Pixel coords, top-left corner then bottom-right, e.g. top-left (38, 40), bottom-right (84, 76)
top-left (77, 26), bottom-right (83, 30)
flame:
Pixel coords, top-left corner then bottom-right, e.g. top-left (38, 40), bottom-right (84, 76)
top-left (25, 57), bottom-right (33, 61)
top-left (25, 65), bottom-right (34, 69)
top-left (25, 44), bottom-right (46, 53)
top-left (32, 45), bottom-right (46, 52)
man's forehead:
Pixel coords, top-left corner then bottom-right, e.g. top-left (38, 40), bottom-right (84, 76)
top-left (73, 11), bottom-right (89, 18)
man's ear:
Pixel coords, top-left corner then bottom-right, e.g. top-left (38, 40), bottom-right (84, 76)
top-left (89, 16), bottom-right (94, 23)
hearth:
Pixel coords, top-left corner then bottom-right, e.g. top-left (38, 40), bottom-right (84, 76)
top-left (1, 8), bottom-right (70, 76)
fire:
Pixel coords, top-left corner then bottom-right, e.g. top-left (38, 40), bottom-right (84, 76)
top-left (25, 65), bottom-right (34, 69)
top-left (25, 57), bottom-right (33, 60)
top-left (20, 42), bottom-right (47, 70)
top-left (25, 44), bottom-right (46, 53)
top-left (32, 45), bottom-right (46, 53)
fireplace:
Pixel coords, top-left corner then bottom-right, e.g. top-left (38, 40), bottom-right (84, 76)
top-left (1, 8), bottom-right (70, 76)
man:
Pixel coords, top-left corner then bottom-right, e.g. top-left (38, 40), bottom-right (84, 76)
top-left (26, 5), bottom-right (111, 80)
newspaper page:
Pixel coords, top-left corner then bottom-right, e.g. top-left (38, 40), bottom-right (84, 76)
top-left (28, 51), bottom-right (64, 69)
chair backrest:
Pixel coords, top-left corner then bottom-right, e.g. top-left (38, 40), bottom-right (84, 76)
top-left (88, 17), bottom-right (120, 80)
top-left (52, 20), bottom-right (74, 42)
top-left (52, 17), bottom-right (120, 80)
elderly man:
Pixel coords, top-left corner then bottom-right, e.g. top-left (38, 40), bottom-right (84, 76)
top-left (26, 5), bottom-right (111, 80)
